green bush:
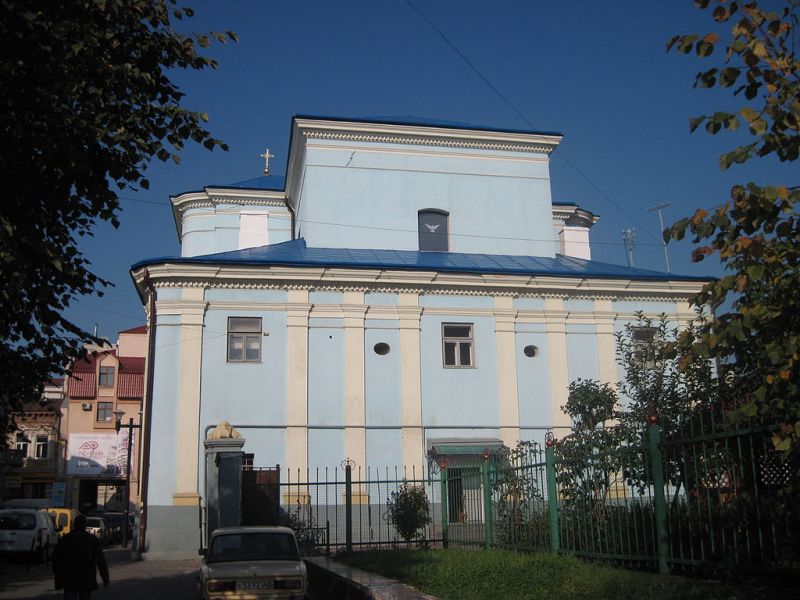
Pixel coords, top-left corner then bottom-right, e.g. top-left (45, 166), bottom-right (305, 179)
top-left (387, 483), bottom-right (432, 542)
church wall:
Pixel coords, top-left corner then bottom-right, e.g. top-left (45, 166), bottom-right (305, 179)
top-left (148, 316), bottom-right (181, 507)
top-left (419, 311), bottom-right (500, 428)
top-left (307, 319), bottom-right (345, 432)
top-left (566, 324), bottom-right (601, 384)
top-left (364, 326), bottom-right (402, 427)
top-left (515, 328), bottom-right (552, 445)
top-left (294, 140), bottom-right (556, 257)
top-left (198, 306), bottom-right (289, 484)
top-left (179, 204), bottom-right (292, 257)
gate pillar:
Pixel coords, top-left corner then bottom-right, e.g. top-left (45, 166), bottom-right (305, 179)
top-left (204, 422), bottom-right (245, 548)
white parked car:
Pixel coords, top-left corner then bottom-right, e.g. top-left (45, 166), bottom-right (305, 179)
top-left (200, 526), bottom-right (308, 599)
top-left (85, 516), bottom-right (111, 546)
top-left (0, 508), bottom-right (58, 561)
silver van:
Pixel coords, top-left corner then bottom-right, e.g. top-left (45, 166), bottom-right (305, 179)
top-left (0, 509), bottom-right (58, 561)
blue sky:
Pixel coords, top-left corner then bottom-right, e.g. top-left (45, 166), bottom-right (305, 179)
top-left (67, 0), bottom-right (791, 340)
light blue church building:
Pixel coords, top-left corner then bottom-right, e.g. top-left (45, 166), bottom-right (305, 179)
top-left (131, 115), bottom-right (708, 556)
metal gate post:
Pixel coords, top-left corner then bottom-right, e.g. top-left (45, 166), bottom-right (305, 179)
top-left (439, 463), bottom-right (449, 548)
top-left (545, 434), bottom-right (560, 554)
top-left (481, 456), bottom-right (493, 549)
top-left (648, 421), bottom-right (670, 575)
top-left (345, 463), bottom-right (353, 552)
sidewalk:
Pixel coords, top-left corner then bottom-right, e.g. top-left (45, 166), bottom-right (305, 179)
top-left (0, 549), bottom-right (201, 600)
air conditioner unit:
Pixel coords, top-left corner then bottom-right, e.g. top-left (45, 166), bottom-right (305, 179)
top-left (81, 402), bottom-right (92, 411)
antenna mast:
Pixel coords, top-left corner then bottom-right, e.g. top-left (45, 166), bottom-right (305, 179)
top-left (647, 202), bottom-right (672, 273)
top-left (621, 229), bottom-right (637, 267)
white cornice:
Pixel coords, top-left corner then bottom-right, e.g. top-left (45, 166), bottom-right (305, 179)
top-left (131, 262), bottom-right (709, 305)
top-left (295, 118), bottom-right (562, 154)
top-left (169, 189), bottom-right (288, 237)
top-left (552, 205), bottom-right (600, 227)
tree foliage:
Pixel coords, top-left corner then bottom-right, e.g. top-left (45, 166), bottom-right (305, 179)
top-left (556, 315), bottom-right (722, 505)
top-left (386, 483), bottom-right (432, 543)
top-left (666, 0), bottom-right (800, 435)
top-left (0, 1), bottom-right (235, 443)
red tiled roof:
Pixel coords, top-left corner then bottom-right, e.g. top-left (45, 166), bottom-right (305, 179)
top-left (118, 356), bottom-right (145, 372)
top-left (67, 372), bottom-right (96, 398)
top-left (119, 325), bottom-right (147, 334)
top-left (118, 372), bottom-right (144, 399)
top-left (70, 354), bottom-right (97, 372)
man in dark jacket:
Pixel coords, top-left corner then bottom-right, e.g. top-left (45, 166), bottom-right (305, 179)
top-left (52, 514), bottom-right (110, 600)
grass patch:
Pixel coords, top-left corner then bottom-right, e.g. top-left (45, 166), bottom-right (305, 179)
top-left (337, 548), bottom-right (764, 599)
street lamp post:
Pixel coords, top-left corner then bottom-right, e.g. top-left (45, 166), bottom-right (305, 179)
top-left (113, 410), bottom-right (141, 548)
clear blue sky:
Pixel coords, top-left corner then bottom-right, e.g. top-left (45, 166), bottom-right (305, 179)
top-left (67, 0), bottom-right (791, 341)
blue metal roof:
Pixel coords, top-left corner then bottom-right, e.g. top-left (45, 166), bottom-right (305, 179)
top-left (211, 175), bottom-right (286, 191)
top-left (132, 239), bottom-right (709, 282)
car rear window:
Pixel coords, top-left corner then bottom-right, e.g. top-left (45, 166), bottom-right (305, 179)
top-left (208, 532), bottom-right (299, 563)
top-left (86, 518), bottom-right (104, 527)
top-left (0, 512), bottom-right (35, 530)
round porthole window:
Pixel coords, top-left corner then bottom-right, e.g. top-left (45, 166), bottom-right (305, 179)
top-left (523, 345), bottom-right (538, 358)
top-left (374, 342), bottom-right (390, 356)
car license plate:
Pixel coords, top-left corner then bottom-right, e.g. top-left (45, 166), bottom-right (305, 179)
top-left (236, 580), bottom-right (274, 590)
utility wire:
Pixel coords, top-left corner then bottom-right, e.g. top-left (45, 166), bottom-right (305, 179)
top-left (114, 200), bottom-right (665, 249)
top-left (403, 0), bottom-right (658, 241)
top-left (278, 214), bottom-right (666, 248)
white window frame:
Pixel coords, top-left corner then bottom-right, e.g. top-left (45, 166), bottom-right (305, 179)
top-left (15, 433), bottom-right (30, 457)
top-left (34, 435), bottom-right (49, 459)
top-left (442, 323), bottom-right (475, 368)
top-left (227, 317), bottom-right (263, 363)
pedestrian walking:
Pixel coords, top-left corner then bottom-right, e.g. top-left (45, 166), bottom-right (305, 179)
top-left (52, 513), bottom-right (110, 600)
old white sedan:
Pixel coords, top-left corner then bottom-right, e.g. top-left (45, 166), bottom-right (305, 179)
top-left (200, 526), bottom-right (308, 600)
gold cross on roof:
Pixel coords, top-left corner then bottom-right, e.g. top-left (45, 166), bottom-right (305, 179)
top-left (259, 148), bottom-right (275, 176)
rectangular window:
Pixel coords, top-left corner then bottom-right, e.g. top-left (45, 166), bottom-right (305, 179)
top-left (442, 323), bottom-right (474, 367)
top-left (228, 317), bottom-right (262, 362)
top-left (97, 401), bottom-right (114, 422)
top-left (99, 366), bottom-right (115, 387)
top-left (631, 326), bottom-right (659, 369)
top-left (418, 210), bottom-right (449, 252)
top-left (243, 453), bottom-right (254, 471)
top-left (35, 436), bottom-right (49, 459)
top-left (15, 433), bottom-right (29, 457)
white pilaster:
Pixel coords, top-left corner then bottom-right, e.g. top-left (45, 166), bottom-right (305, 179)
top-left (173, 288), bottom-right (207, 506)
top-left (494, 296), bottom-right (520, 448)
top-left (398, 293), bottom-right (423, 472)
top-left (286, 290), bottom-right (311, 479)
top-left (342, 292), bottom-right (367, 469)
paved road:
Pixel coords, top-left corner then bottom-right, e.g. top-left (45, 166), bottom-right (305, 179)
top-left (0, 548), bottom-right (201, 600)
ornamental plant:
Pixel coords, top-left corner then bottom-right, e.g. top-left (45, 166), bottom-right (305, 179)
top-left (387, 483), bottom-right (432, 543)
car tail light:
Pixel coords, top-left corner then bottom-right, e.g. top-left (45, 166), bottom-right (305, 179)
top-left (274, 578), bottom-right (303, 590)
top-left (206, 580), bottom-right (235, 592)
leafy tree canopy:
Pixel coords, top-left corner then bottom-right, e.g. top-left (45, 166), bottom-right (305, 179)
top-left (0, 0), bottom-right (236, 444)
top-left (666, 0), bottom-right (800, 436)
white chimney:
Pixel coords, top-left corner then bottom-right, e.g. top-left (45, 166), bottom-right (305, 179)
top-left (555, 206), bottom-right (598, 260)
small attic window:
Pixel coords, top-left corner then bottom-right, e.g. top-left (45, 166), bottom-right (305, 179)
top-left (418, 209), bottom-right (449, 252)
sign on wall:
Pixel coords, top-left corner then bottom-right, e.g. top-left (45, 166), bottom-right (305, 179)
top-left (52, 482), bottom-right (66, 507)
top-left (67, 431), bottom-right (135, 476)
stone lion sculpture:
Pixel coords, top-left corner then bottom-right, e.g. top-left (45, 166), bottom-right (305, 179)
top-left (207, 420), bottom-right (242, 440)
